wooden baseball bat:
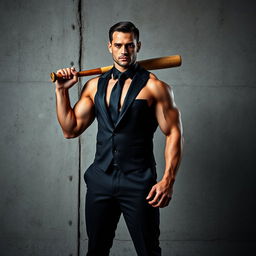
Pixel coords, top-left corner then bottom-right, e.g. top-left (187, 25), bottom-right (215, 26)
top-left (50, 54), bottom-right (182, 83)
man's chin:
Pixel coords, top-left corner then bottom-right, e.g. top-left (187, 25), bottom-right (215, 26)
top-left (115, 60), bottom-right (135, 68)
top-left (119, 63), bottom-right (130, 68)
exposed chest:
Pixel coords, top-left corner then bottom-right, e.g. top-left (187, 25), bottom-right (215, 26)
top-left (105, 77), bottom-right (154, 110)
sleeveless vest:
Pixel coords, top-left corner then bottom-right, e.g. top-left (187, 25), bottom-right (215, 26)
top-left (92, 65), bottom-right (158, 172)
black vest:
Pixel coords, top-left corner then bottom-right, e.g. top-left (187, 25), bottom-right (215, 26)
top-left (92, 65), bottom-right (158, 172)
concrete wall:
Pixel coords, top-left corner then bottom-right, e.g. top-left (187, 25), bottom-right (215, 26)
top-left (0, 0), bottom-right (81, 255)
top-left (1, 0), bottom-right (256, 255)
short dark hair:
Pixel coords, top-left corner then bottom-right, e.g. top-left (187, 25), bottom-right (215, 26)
top-left (109, 21), bottom-right (140, 42)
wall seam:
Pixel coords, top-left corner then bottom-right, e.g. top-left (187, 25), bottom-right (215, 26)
top-left (77, 0), bottom-right (83, 255)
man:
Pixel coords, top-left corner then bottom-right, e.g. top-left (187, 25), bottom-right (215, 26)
top-left (55, 21), bottom-right (183, 256)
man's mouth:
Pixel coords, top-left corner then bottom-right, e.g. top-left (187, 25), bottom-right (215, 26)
top-left (119, 56), bottom-right (129, 61)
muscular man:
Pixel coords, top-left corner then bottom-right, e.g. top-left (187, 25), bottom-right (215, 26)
top-left (55, 21), bottom-right (183, 256)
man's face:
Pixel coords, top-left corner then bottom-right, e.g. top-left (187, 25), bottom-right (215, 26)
top-left (108, 31), bottom-right (141, 69)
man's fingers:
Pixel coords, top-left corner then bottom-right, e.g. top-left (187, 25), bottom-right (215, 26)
top-left (55, 67), bottom-right (79, 89)
top-left (71, 68), bottom-right (78, 80)
top-left (151, 193), bottom-right (165, 207)
top-left (148, 191), bottom-right (162, 205)
top-left (65, 68), bottom-right (72, 79)
top-left (159, 196), bottom-right (171, 208)
top-left (71, 69), bottom-right (78, 76)
top-left (67, 68), bottom-right (71, 77)
top-left (62, 69), bottom-right (67, 78)
top-left (56, 69), bottom-right (67, 79)
top-left (149, 193), bottom-right (172, 208)
top-left (56, 68), bottom-right (78, 81)
top-left (146, 186), bottom-right (156, 200)
top-left (57, 69), bottom-right (65, 77)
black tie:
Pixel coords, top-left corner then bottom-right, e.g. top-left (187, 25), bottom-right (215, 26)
top-left (109, 72), bottom-right (127, 124)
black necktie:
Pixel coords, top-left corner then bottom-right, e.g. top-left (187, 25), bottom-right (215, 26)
top-left (109, 71), bottom-right (127, 124)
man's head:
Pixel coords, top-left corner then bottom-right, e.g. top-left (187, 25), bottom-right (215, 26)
top-left (108, 21), bottom-right (141, 70)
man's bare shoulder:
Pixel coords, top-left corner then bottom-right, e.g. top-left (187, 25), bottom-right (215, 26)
top-left (147, 72), bottom-right (173, 99)
top-left (80, 76), bottom-right (100, 98)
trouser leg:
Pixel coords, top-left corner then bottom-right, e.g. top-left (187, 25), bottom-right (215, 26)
top-left (84, 165), bottom-right (121, 256)
top-left (118, 166), bottom-right (161, 256)
top-left (85, 193), bottom-right (121, 256)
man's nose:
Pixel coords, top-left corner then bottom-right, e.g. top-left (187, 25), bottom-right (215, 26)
top-left (121, 45), bottom-right (128, 54)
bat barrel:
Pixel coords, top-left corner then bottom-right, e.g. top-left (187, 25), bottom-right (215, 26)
top-left (138, 55), bottom-right (181, 70)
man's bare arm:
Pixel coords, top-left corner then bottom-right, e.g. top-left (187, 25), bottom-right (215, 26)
top-left (146, 76), bottom-right (184, 208)
top-left (55, 67), bottom-right (97, 138)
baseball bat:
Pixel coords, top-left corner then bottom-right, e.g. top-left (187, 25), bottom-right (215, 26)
top-left (50, 54), bottom-right (182, 83)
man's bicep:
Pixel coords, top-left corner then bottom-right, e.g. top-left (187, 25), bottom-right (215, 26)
top-left (73, 95), bottom-right (95, 135)
top-left (153, 81), bottom-right (181, 135)
top-left (72, 78), bottom-right (98, 135)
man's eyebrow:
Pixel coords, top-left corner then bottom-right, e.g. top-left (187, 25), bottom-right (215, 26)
top-left (114, 42), bottom-right (134, 46)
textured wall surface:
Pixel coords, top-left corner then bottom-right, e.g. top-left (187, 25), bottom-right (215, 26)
top-left (0, 0), bottom-right (81, 255)
top-left (0, 0), bottom-right (256, 255)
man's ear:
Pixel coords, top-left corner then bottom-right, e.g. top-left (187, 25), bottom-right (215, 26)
top-left (136, 41), bottom-right (141, 53)
top-left (108, 41), bottom-right (112, 53)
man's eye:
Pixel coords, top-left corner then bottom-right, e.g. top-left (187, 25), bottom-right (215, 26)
top-left (128, 44), bottom-right (135, 48)
top-left (115, 44), bottom-right (121, 48)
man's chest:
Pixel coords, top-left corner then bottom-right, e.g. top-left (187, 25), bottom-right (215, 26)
top-left (105, 78), bottom-right (154, 110)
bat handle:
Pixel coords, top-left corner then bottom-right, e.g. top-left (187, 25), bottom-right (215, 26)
top-left (50, 68), bottom-right (106, 83)
top-left (50, 72), bottom-right (77, 83)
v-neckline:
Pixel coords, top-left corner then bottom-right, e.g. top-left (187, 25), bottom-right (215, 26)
top-left (104, 78), bottom-right (132, 112)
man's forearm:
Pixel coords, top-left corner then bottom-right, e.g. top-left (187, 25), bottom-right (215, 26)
top-left (55, 87), bottom-right (77, 136)
top-left (146, 126), bottom-right (183, 207)
top-left (162, 128), bottom-right (183, 186)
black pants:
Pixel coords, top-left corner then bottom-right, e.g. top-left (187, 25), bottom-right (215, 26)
top-left (84, 163), bottom-right (161, 256)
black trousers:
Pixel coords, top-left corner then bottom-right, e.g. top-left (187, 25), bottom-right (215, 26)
top-left (84, 163), bottom-right (161, 256)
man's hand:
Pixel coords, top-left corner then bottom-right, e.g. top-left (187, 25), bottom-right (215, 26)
top-left (146, 179), bottom-right (174, 208)
top-left (55, 67), bottom-right (78, 90)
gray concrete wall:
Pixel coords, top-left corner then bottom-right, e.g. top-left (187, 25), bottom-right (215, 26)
top-left (1, 0), bottom-right (256, 255)
top-left (0, 0), bottom-right (81, 255)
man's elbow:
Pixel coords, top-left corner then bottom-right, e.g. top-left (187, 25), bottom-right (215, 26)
top-left (64, 134), bottom-right (76, 139)
top-left (63, 131), bottom-right (78, 139)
